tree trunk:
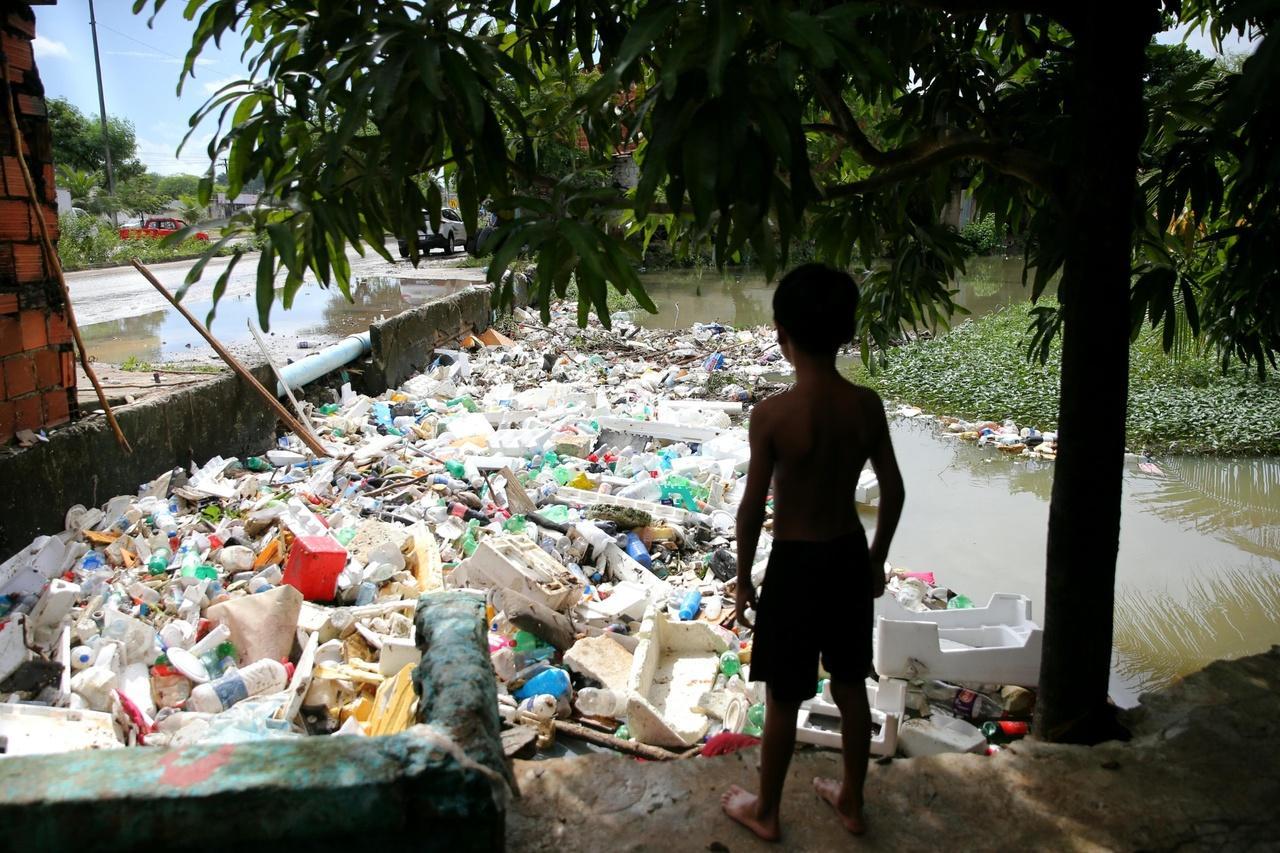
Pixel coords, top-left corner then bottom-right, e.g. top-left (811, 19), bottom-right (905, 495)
top-left (1035, 7), bottom-right (1154, 744)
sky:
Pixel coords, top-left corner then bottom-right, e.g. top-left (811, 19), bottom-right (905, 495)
top-left (30, 4), bottom-right (1260, 177)
top-left (32, 1), bottom-right (250, 176)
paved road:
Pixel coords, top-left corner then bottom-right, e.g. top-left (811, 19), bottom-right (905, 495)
top-left (65, 240), bottom-right (483, 326)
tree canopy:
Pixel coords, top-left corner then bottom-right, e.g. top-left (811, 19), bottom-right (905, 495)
top-left (48, 97), bottom-right (147, 181)
top-left (136, 0), bottom-right (1278, 742)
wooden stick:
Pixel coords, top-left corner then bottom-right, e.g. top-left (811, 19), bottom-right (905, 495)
top-left (131, 259), bottom-right (330, 458)
top-left (1, 59), bottom-right (131, 451)
top-left (552, 719), bottom-right (685, 761)
top-left (245, 319), bottom-right (326, 450)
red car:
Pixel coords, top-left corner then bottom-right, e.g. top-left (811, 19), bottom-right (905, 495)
top-left (118, 217), bottom-right (209, 241)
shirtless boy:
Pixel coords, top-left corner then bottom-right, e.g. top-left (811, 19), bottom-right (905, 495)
top-left (722, 263), bottom-right (906, 841)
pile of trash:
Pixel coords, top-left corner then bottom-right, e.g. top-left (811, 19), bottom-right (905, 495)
top-left (0, 304), bottom-right (1036, 762)
top-left (896, 406), bottom-right (1058, 462)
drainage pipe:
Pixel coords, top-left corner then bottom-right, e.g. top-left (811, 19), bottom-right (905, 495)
top-left (276, 332), bottom-right (371, 394)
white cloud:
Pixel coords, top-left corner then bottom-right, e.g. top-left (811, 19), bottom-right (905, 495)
top-left (105, 50), bottom-right (214, 67)
top-left (202, 75), bottom-right (245, 95)
top-left (33, 37), bottom-right (70, 60)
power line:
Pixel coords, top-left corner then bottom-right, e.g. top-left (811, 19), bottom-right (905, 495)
top-left (95, 21), bottom-right (190, 65)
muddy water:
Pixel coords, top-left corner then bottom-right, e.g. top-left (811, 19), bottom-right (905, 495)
top-left (80, 277), bottom-right (470, 364)
top-left (637, 262), bottom-right (1280, 706)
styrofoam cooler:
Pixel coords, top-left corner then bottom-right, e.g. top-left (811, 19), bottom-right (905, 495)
top-left (873, 592), bottom-right (1042, 686)
top-left (796, 677), bottom-right (907, 756)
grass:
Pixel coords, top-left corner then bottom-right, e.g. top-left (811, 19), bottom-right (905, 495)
top-left (855, 302), bottom-right (1280, 455)
top-left (119, 356), bottom-right (222, 374)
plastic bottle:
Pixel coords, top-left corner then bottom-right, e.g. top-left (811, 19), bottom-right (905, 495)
top-left (924, 682), bottom-right (1005, 720)
top-left (981, 720), bottom-right (1030, 743)
top-left (575, 687), bottom-right (628, 718)
top-left (719, 650), bottom-right (742, 676)
top-left (677, 589), bottom-right (703, 621)
top-left (518, 694), bottom-right (557, 721)
top-left (572, 522), bottom-right (614, 557)
top-left (147, 547), bottom-right (172, 575)
top-left (187, 659), bottom-right (289, 713)
top-left (512, 666), bottom-right (571, 701)
top-left (623, 531), bottom-right (653, 569)
top-left (617, 479), bottom-right (662, 502)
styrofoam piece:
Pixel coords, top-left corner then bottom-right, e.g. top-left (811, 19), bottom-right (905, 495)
top-left (555, 486), bottom-right (692, 524)
top-left (0, 535), bottom-right (68, 598)
top-left (0, 704), bottom-right (122, 755)
top-left (796, 677), bottom-right (906, 756)
top-left (378, 637), bottom-right (421, 677)
top-left (443, 412), bottom-right (495, 439)
top-left (663, 399), bottom-right (744, 414)
top-left (856, 468), bottom-right (880, 505)
top-left (873, 593), bottom-right (1043, 687)
top-left (482, 410), bottom-right (540, 428)
top-left (574, 580), bottom-right (652, 624)
top-left (898, 714), bottom-right (987, 757)
top-left (487, 427), bottom-right (553, 455)
top-left (625, 608), bottom-right (730, 748)
top-left (0, 615), bottom-right (31, 684)
top-left (30, 579), bottom-right (81, 637)
top-left (595, 416), bottom-right (723, 444)
top-left (449, 536), bottom-right (583, 612)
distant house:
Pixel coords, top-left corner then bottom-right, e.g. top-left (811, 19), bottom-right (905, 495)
top-left (210, 191), bottom-right (259, 219)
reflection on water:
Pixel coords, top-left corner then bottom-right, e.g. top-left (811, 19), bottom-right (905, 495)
top-left (1137, 457), bottom-right (1280, 559)
top-left (634, 256), bottom-right (1039, 331)
top-left (81, 277), bottom-right (470, 363)
top-left (1113, 567), bottom-right (1280, 695)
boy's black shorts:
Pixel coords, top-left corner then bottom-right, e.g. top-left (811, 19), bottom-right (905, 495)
top-left (749, 531), bottom-right (873, 704)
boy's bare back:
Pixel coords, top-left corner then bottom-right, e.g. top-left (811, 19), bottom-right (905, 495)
top-left (752, 373), bottom-right (888, 541)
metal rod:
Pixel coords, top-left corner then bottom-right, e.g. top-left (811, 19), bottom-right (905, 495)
top-left (86, 0), bottom-right (116, 225)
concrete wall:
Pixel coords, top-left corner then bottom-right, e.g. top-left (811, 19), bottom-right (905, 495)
top-left (368, 284), bottom-right (492, 393)
top-left (0, 364), bottom-right (279, 559)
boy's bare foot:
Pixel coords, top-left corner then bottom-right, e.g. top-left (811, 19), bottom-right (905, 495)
top-left (813, 777), bottom-right (867, 835)
top-left (721, 784), bottom-right (782, 842)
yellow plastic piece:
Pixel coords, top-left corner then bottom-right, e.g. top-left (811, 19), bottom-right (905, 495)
top-left (366, 664), bottom-right (418, 737)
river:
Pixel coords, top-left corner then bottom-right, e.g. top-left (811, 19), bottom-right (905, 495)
top-left (633, 259), bottom-right (1280, 706)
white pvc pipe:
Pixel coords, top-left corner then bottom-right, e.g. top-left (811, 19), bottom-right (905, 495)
top-left (276, 332), bottom-right (371, 394)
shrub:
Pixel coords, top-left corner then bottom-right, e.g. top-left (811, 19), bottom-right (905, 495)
top-left (959, 213), bottom-right (1002, 256)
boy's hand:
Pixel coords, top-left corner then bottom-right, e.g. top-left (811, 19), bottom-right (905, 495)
top-left (735, 583), bottom-right (758, 628)
top-left (870, 564), bottom-right (886, 598)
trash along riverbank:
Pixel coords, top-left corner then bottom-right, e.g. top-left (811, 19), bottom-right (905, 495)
top-left (3, 305), bottom-right (1047, 763)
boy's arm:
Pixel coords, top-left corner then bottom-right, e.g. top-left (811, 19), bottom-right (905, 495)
top-left (866, 394), bottom-right (905, 597)
top-left (734, 405), bottom-right (775, 627)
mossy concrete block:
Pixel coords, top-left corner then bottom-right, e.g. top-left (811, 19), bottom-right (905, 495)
top-left (414, 590), bottom-right (515, 795)
top-left (0, 725), bottom-right (503, 852)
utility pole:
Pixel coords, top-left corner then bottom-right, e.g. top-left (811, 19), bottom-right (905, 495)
top-left (87, 0), bottom-right (116, 225)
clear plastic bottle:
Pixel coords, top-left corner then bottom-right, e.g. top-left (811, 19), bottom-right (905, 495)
top-left (575, 687), bottom-right (628, 718)
top-left (187, 659), bottom-right (288, 713)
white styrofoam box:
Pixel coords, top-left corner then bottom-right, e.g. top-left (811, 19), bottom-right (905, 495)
top-left (596, 416), bottom-right (724, 444)
top-left (443, 412), bottom-right (494, 439)
top-left (0, 704), bottom-right (121, 755)
top-left (856, 468), bottom-right (880, 505)
top-left (663, 399), bottom-right (744, 415)
top-left (796, 677), bottom-right (906, 756)
top-left (873, 593), bottom-right (1042, 687)
top-left (487, 428), bottom-right (553, 456)
top-left (449, 536), bottom-right (583, 612)
top-left (555, 486), bottom-right (692, 524)
top-left (470, 455), bottom-right (529, 473)
top-left (30, 579), bottom-right (81, 632)
top-left (0, 535), bottom-right (68, 598)
top-left (626, 608), bottom-right (730, 748)
top-left (898, 714), bottom-right (987, 757)
top-left (574, 580), bottom-right (652, 624)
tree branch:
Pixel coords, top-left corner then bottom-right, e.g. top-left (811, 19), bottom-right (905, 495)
top-left (891, 0), bottom-right (1066, 16)
top-left (825, 138), bottom-right (1054, 197)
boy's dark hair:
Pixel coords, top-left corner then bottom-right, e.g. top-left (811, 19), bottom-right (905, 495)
top-left (772, 263), bottom-right (860, 357)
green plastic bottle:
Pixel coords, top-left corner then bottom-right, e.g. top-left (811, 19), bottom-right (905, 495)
top-left (334, 526), bottom-right (357, 546)
top-left (460, 519), bottom-right (480, 557)
top-left (615, 724), bottom-right (631, 741)
top-left (147, 547), bottom-right (171, 575)
top-left (947, 593), bottom-right (974, 610)
top-left (747, 703), bottom-right (766, 730)
top-left (245, 456), bottom-right (271, 472)
top-left (719, 650), bottom-right (741, 676)
top-left (503, 515), bottom-right (528, 535)
top-left (445, 459), bottom-right (467, 479)
top-left (318, 403), bottom-right (340, 416)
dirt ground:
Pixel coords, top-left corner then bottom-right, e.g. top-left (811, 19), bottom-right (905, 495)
top-left (507, 647), bottom-right (1280, 851)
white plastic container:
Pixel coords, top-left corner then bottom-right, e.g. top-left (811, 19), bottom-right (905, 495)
top-left (449, 536), bottom-right (583, 612)
top-left (796, 677), bottom-right (907, 756)
top-left (898, 714), bottom-right (987, 757)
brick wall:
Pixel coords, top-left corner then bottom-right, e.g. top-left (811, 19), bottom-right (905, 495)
top-left (0, 4), bottom-right (74, 444)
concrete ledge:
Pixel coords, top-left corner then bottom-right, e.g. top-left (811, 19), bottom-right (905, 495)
top-left (369, 285), bottom-right (492, 391)
top-left (0, 364), bottom-right (279, 560)
top-left (0, 591), bottom-right (509, 852)
top-left (0, 726), bottom-right (503, 853)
